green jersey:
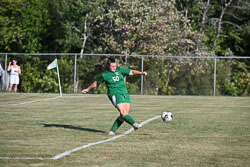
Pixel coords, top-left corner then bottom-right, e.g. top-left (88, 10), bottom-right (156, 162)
top-left (97, 67), bottom-right (131, 95)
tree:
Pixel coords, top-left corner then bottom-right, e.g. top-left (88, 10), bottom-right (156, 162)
top-left (98, 0), bottom-right (212, 94)
top-left (175, 0), bottom-right (250, 96)
top-left (102, 0), bottom-right (206, 56)
top-left (175, 0), bottom-right (250, 56)
top-left (0, 0), bottom-right (51, 53)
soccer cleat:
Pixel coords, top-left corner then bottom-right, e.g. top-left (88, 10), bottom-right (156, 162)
top-left (108, 131), bottom-right (116, 136)
top-left (133, 123), bottom-right (142, 130)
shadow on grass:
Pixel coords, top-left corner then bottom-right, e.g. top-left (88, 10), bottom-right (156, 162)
top-left (42, 123), bottom-right (106, 134)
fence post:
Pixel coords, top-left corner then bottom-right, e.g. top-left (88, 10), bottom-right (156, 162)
top-left (74, 54), bottom-right (77, 93)
top-left (5, 54), bottom-right (7, 70)
top-left (4, 54), bottom-right (8, 91)
top-left (213, 57), bottom-right (217, 96)
top-left (140, 56), bottom-right (144, 95)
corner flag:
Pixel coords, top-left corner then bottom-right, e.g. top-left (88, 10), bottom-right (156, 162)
top-left (47, 59), bottom-right (58, 70)
top-left (47, 58), bottom-right (62, 97)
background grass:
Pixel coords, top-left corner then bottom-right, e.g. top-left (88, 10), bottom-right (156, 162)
top-left (0, 93), bottom-right (250, 167)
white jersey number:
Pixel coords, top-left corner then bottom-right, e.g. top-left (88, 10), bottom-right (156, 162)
top-left (112, 76), bottom-right (119, 82)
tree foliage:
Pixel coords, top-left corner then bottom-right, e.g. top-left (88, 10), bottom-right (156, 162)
top-left (0, 0), bottom-right (50, 53)
top-left (0, 0), bottom-right (249, 96)
top-left (102, 0), bottom-right (204, 56)
top-left (99, 0), bottom-right (214, 95)
top-left (175, 0), bottom-right (250, 56)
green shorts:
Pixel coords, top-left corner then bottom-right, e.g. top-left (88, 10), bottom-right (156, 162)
top-left (108, 93), bottom-right (131, 107)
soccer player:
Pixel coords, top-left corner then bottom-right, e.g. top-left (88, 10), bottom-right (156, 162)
top-left (82, 57), bottom-right (147, 135)
top-left (8, 59), bottom-right (21, 92)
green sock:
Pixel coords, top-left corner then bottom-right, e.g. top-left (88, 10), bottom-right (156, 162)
top-left (123, 115), bottom-right (135, 126)
top-left (110, 118), bottom-right (124, 132)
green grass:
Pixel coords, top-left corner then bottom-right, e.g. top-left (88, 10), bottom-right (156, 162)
top-left (0, 93), bottom-right (250, 167)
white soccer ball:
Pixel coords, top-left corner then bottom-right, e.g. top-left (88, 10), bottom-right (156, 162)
top-left (161, 111), bottom-right (173, 123)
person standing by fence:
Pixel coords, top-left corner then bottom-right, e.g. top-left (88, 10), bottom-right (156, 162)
top-left (8, 59), bottom-right (21, 92)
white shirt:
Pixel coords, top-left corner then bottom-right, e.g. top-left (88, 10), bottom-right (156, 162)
top-left (10, 67), bottom-right (19, 75)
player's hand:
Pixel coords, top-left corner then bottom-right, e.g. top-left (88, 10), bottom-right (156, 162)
top-left (81, 89), bottom-right (89, 94)
top-left (142, 72), bottom-right (147, 76)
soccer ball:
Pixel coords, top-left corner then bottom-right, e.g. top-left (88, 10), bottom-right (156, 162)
top-left (161, 111), bottom-right (173, 123)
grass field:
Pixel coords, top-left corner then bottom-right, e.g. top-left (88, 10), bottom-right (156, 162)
top-left (0, 93), bottom-right (250, 167)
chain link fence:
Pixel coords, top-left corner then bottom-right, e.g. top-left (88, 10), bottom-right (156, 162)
top-left (1, 53), bottom-right (249, 96)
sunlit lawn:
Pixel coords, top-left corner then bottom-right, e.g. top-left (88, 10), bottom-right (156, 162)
top-left (0, 93), bottom-right (250, 167)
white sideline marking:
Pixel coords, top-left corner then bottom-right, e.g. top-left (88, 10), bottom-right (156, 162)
top-left (62, 95), bottom-right (104, 98)
top-left (0, 157), bottom-right (51, 160)
top-left (52, 115), bottom-right (161, 160)
top-left (0, 115), bottom-right (161, 160)
top-left (0, 96), bottom-right (62, 107)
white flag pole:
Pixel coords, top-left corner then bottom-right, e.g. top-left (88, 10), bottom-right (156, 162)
top-left (56, 65), bottom-right (62, 97)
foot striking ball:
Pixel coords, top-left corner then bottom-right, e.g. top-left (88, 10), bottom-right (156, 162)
top-left (161, 111), bottom-right (173, 123)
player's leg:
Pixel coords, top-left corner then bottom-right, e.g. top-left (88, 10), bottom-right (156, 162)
top-left (108, 95), bottom-right (124, 135)
top-left (108, 94), bottom-right (141, 135)
top-left (117, 103), bottom-right (134, 125)
top-left (117, 103), bottom-right (142, 130)
top-left (109, 114), bottom-right (124, 135)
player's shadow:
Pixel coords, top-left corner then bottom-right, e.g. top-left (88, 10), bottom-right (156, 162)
top-left (42, 123), bottom-right (106, 134)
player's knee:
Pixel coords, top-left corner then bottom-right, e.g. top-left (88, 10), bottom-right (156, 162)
top-left (120, 110), bottom-right (129, 117)
top-left (118, 115), bottom-right (124, 122)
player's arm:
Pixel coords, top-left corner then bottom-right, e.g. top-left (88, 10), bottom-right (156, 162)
top-left (81, 81), bottom-right (98, 94)
top-left (129, 70), bottom-right (147, 76)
